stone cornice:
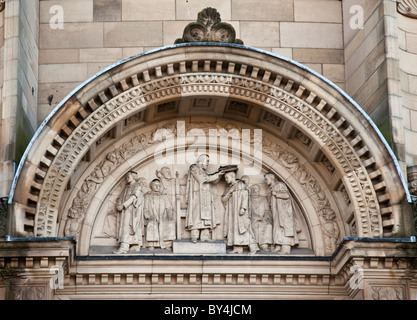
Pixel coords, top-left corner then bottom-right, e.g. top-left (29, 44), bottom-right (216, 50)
top-left (1, 237), bottom-right (416, 299)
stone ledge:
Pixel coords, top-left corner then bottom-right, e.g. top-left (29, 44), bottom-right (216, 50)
top-left (173, 240), bottom-right (226, 254)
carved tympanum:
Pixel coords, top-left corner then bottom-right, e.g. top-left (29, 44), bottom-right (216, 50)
top-left (175, 7), bottom-right (243, 44)
top-left (99, 152), bottom-right (312, 256)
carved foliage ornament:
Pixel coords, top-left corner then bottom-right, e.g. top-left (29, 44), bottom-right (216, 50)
top-left (397, 0), bottom-right (417, 18)
top-left (175, 7), bottom-right (243, 44)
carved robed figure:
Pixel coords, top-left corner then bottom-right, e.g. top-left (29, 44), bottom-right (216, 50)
top-left (185, 154), bottom-right (223, 243)
top-left (114, 171), bottom-right (145, 254)
top-left (222, 171), bottom-right (258, 255)
top-left (264, 172), bottom-right (299, 254)
top-left (143, 179), bottom-right (176, 250)
top-left (249, 184), bottom-right (273, 251)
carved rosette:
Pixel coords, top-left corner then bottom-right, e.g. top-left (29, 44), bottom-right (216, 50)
top-left (175, 7), bottom-right (243, 44)
top-left (397, 0), bottom-right (417, 18)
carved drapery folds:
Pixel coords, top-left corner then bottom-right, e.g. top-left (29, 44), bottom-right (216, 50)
top-left (10, 44), bottom-right (407, 258)
top-left (397, 0), bottom-right (417, 18)
top-left (175, 7), bottom-right (243, 44)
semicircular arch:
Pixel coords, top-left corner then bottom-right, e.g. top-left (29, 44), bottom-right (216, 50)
top-left (9, 43), bottom-right (409, 253)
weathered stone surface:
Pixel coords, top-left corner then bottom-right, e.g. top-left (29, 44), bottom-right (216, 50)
top-left (294, 0), bottom-right (342, 23)
top-left (292, 48), bottom-right (344, 64)
top-left (177, 0), bottom-right (231, 21)
top-left (104, 21), bottom-right (162, 47)
top-left (93, 0), bottom-right (122, 22)
top-left (40, 23), bottom-right (103, 49)
top-left (280, 23), bottom-right (343, 48)
top-left (40, 0), bottom-right (93, 23)
top-left (173, 240), bottom-right (226, 254)
top-left (232, 0), bottom-right (293, 21)
top-left (39, 63), bottom-right (88, 83)
top-left (122, 0), bottom-right (175, 21)
top-left (240, 22), bottom-right (279, 47)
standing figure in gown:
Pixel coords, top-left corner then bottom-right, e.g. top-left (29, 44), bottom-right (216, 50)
top-left (222, 170), bottom-right (258, 255)
top-left (264, 172), bottom-right (299, 254)
top-left (185, 154), bottom-right (224, 243)
top-left (143, 179), bottom-right (176, 250)
top-left (114, 171), bottom-right (145, 254)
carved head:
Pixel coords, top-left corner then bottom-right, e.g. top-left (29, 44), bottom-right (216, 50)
top-left (264, 172), bottom-right (276, 186)
top-left (138, 177), bottom-right (148, 192)
top-left (160, 166), bottom-right (172, 179)
top-left (196, 154), bottom-right (210, 170)
top-left (250, 184), bottom-right (261, 196)
top-left (224, 171), bottom-right (237, 184)
top-left (150, 179), bottom-right (162, 193)
top-left (126, 171), bottom-right (138, 183)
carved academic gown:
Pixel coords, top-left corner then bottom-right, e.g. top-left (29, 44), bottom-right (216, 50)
top-left (223, 180), bottom-right (253, 247)
top-left (116, 182), bottom-right (144, 246)
top-left (185, 164), bottom-right (221, 231)
top-left (143, 191), bottom-right (175, 249)
top-left (250, 195), bottom-right (273, 246)
top-left (267, 181), bottom-right (299, 246)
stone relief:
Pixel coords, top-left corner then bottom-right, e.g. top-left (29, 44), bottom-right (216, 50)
top-left (12, 286), bottom-right (46, 300)
top-left (64, 120), bottom-right (339, 255)
top-left (144, 179), bottom-right (176, 250)
top-left (89, 152), bottom-right (315, 255)
top-left (185, 154), bottom-right (223, 243)
top-left (222, 169), bottom-right (258, 255)
top-left (265, 172), bottom-right (300, 254)
top-left (371, 286), bottom-right (404, 300)
top-left (113, 171), bottom-right (146, 254)
top-left (36, 64), bottom-right (383, 241)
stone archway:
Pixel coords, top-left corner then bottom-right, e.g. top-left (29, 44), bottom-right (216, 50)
top-left (9, 43), bottom-right (409, 257)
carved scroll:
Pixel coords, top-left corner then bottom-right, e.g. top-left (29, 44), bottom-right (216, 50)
top-left (397, 0), bottom-right (417, 18)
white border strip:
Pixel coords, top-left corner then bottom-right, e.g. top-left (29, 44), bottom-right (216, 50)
top-left (8, 43), bottom-right (411, 203)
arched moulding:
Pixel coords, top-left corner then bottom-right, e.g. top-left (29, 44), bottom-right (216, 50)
top-left (9, 43), bottom-right (409, 249)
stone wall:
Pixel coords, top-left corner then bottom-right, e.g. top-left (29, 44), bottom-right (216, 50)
top-left (398, 14), bottom-right (417, 168)
top-left (37, 0), bottom-right (345, 124)
top-left (0, 0), bottom-right (39, 198)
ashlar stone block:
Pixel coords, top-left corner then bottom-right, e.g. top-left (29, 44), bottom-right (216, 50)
top-left (176, 0), bottom-right (231, 21)
top-left (39, 63), bottom-right (88, 83)
top-left (173, 240), bottom-right (226, 254)
top-left (240, 22), bottom-right (279, 48)
top-left (294, 0), bottom-right (342, 23)
top-left (40, 23), bottom-right (104, 49)
top-left (80, 48), bottom-right (122, 63)
top-left (122, 0), bottom-right (175, 21)
top-left (280, 23), bottom-right (343, 49)
top-left (232, 0), bottom-right (293, 21)
top-left (104, 21), bottom-right (163, 47)
top-left (292, 48), bottom-right (344, 64)
top-left (94, 0), bottom-right (121, 22)
top-left (40, 0), bottom-right (94, 23)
